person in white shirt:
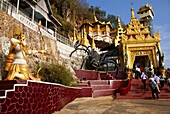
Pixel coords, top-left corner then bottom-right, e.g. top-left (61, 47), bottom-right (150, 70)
top-left (135, 65), bottom-right (141, 79)
top-left (149, 78), bottom-right (159, 99)
top-left (153, 74), bottom-right (160, 93)
top-left (141, 72), bottom-right (148, 89)
top-left (167, 77), bottom-right (170, 87)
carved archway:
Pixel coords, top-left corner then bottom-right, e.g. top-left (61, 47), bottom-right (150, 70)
top-left (129, 49), bottom-right (157, 70)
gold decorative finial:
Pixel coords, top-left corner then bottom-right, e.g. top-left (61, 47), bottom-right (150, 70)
top-left (93, 10), bottom-right (98, 22)
top-left (131, 3), bottom-right (135, 19)
top-left (117, 16), bottom-right (121, 27)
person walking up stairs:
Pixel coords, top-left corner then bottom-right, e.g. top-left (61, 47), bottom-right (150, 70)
top-left (141, 72), bottom-right (148, 89)
top-left (149, 78), bottom-right (159, 100)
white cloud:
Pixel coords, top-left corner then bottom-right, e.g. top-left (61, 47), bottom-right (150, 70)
top-left (154, 24), bottom-right (170, 40)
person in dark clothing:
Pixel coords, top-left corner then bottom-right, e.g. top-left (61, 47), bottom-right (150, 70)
top-left (159, 76), bottom-right (165, 88)
top-left (147, 68), bottom-right (153, 78)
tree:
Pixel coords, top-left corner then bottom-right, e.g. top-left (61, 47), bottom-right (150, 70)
top-left (107, 14), bottom-right (118, 28)
top-left (89, 6), bottom-right (106, 21)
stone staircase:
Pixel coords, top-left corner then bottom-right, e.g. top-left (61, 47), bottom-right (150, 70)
top-left (91, 80), bottom-right (115, 98)
top-left (75, 70), bottom-right (130, 98)
top-left (77, 80), bottom-right (116, 98)
top-left (117, 79), bottom-right (170, 99)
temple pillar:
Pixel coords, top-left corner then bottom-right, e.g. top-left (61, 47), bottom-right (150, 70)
top-left (1, 0), bottom-right (3, 10)
top-left (17, 0), bottom-right (20, 14)
top-left (54, 28), bottom-right (57, 38)
top-left (0, 69), bottom-right (2, 80)
top-left (126, 70), bottom-right (131, 79)
top-left (32, 7), bottom-right (35, 22)
top-left (161, 68), bottom-right (166, 78)
top-left (45, 20), bottom-right (47, 30)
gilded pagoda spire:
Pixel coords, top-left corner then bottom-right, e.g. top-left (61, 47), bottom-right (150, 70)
top-left (131, 3), bottom-right (136, 19)
top-left (117, 16), bottom-right (121, 27)
top-left (131, 8), bottom-right (136, 19)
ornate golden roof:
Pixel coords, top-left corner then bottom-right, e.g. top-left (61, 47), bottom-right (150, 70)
top-left (121, 7), bottom-right (160, 42)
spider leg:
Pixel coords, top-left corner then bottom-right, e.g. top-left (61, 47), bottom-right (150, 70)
top-left (80, 56), bottom-right (89, 69)
top-left (99, 61), bottom-right (109, 79)
top-left (70, 48), bottom-right (89, 57)
top-left (103, 59), bottom-right (119, 79)
top-left (69, 44), bottom-right (82, 57)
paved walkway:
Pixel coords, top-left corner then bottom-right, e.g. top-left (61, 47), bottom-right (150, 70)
top-left (54, 96), bottom-right (170, 114)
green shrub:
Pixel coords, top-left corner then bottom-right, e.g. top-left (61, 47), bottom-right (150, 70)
top-left (38, 63), bottom-right (76, 86)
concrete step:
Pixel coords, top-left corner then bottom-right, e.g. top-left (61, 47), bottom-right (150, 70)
top-left (91, 85), bottom-right (111, 91)
top-left (75, 69), bottom-right (125, 80)
top-left (117, 92), bottom-right (170, 99)
top-left (130, 84), bottom-right (170, 92)
top-left (128, 89), bottom-right (170, 95)
top-left (76, 84), bottom-right (89, 87)
top-left (117, 94), bottom-right (152, 99)
top-left (76, 81), bottom-right (89, 87)
top-left (98, 73), bottom-right (113, 80)
top-left (89, 80), bottom-right (109, 85)
top-left (93, 89), bottom-right (115, 98)
top-left (130, 85), bottom-right (144, 90)
top-left (130, 79), bottom-right (141, 83)
top-left (117, 90), bottom-right (170, 99)
top-left (75, 70), bottom-right (99, 80)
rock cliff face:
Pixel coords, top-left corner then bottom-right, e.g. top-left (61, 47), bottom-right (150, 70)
top-left (0, 10), bottom-right (59, 79)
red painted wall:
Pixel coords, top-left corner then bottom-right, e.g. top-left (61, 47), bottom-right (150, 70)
top-left (0, 80), bottom-right (82, 114)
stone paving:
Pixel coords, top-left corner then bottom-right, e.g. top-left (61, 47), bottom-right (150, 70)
top-left (54, 96), bottom-right (170, 114)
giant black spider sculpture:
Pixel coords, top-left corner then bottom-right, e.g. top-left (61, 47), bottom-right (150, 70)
top-left (69, 43), bottom-right (119, 79)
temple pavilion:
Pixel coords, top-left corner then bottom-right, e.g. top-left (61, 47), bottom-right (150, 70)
top-left (76, 4), bottom-right (165, 77)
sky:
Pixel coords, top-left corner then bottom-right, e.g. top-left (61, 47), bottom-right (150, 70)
top-left (86, 0), bottom-right (170, 68)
